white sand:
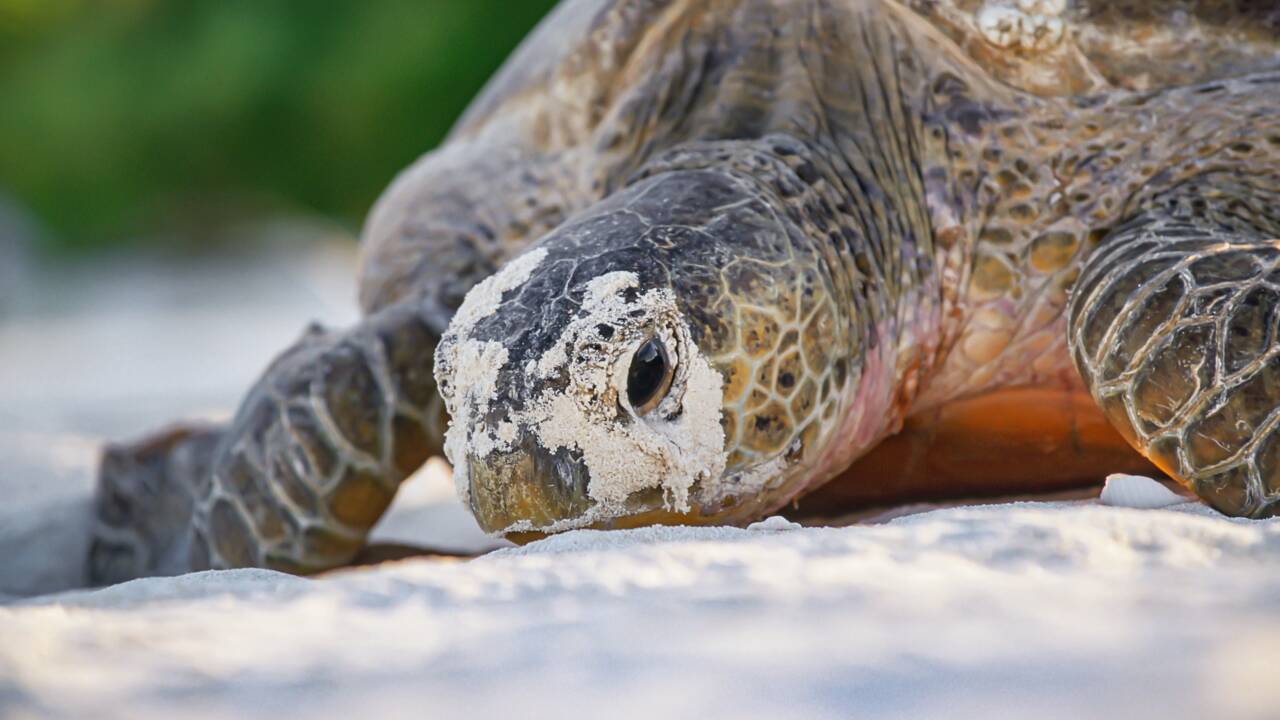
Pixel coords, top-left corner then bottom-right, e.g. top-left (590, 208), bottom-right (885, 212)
top-left (5, 498), bottom-right (1280, 720)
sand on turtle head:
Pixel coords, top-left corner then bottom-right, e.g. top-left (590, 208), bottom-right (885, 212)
top-left (515, 271), bottom-right (727, 521)
top-left (446, 247), bottom-right (547, 342)
top-left (436, 248), bottom-right (548, 504)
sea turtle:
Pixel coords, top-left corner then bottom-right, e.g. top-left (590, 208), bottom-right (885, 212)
top-left (89, 0), bottom-right (1280, 583)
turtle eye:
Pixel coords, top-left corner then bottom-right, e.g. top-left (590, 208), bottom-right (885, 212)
top-left (626, 337), bottom-right (673, 415)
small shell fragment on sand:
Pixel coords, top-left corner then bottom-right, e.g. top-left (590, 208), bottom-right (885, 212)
top-left (747, 515), bottom-right (803, 532)
top-left (1100, 474), bottom-right (1188, 510)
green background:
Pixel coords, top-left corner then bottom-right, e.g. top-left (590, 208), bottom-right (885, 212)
top-left (0, 0), bottom-right (559, 254)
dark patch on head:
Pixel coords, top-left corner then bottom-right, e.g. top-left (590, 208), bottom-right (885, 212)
top-left (794, 162), bottom-right (821, 185)
top-left (683, 299), bottom-right (735, 355)
top-left (944, 101), bottom-right (1017, 138)
top-left (954, 107), bottom-right (985, 136)
top-left (1071, 94), bottom-right (1107, 109)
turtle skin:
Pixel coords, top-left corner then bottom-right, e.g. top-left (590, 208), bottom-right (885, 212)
top-left (90, 0), bottom-right (1280, 584)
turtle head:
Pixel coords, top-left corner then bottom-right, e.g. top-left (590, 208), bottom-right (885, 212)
top-left (435, 161), bottom-right (863, 538)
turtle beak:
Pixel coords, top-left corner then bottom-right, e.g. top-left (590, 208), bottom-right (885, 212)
top-left (463, 422), bottom-right (749, 541)
top-left (465, 431), bottom-right (593, 537)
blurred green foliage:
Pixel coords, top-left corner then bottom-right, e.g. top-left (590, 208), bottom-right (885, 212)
top-left (0, 0), bottom-right (559, 253)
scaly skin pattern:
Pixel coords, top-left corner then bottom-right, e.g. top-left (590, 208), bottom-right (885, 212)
top-left (1070, 180), bottom-right (1280, 516)
top-left (89, 0), bottom-right (1280, 583)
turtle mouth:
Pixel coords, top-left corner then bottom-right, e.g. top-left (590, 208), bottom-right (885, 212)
top-left (463, 432), bottom-right (762, 540)
top-left (463, 438), bottom-right (692, 539)
top-left (465, 435), bottom-right (592, 535)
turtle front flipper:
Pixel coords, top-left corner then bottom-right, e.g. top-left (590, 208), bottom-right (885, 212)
top-left (89, 299), bottom-right (449, 585)
top-left (1068, 176), bottom-right (1280, 517)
